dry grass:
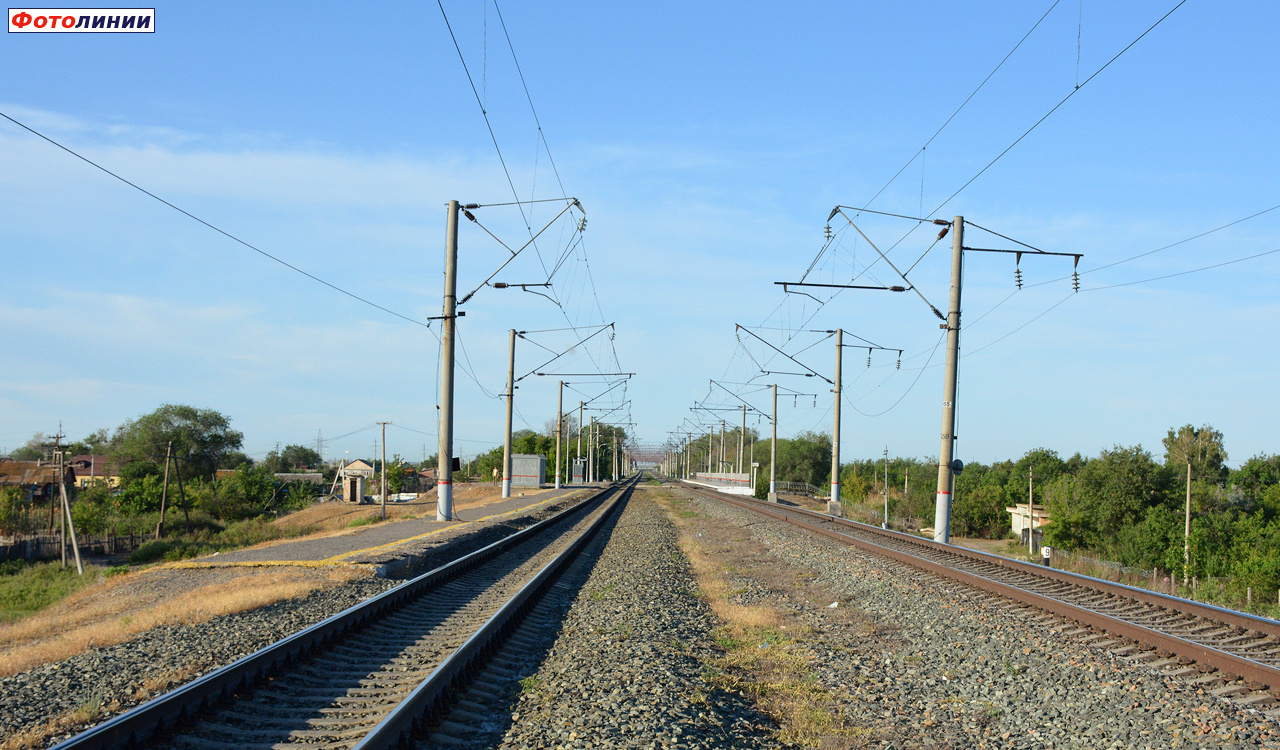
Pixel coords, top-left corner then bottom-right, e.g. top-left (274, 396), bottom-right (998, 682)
top-left (263, 484), bottom-right (540, 539)
top-left (0, 566), bottom-right (364, 678)
top-left (656, 491), bottom-right (870, 748)
top-left (0, 485), bottom-right (565, 682)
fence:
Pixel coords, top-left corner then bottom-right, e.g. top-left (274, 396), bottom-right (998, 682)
top-left (0, 531), bottom-right (149, 562)
top-left (775, 481), bottom-right (818, 497)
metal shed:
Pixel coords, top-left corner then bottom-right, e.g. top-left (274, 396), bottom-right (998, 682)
top-left (511, 454), bottom-right (546, 487)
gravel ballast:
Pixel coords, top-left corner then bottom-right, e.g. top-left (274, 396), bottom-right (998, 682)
top-left (1, 575), bottom-right (400, 745)
top-left (680, 488), bottom-right (1280, 749)
top-left (490, 489), bottom-right (778, 749)
top-left (10, 481), bottom-right (1280, 749)
top-left (0, 499), bottom-right (576, 747)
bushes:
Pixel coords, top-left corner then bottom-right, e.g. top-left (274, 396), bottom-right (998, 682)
top-left (0, 561), bottom-right (99, 622)
top-left (0, 486), bottom-right (33, 536)
top-left (125, 514), bottom-right (315, 564)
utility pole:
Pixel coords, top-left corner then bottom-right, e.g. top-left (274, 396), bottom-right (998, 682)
top-left (437, 199), bottom-right (460, 522)
top-left (378, 421), bottom-right (390, 521)
top-left (883, 447), bottom-right (890, 529)
top-left (1183, 460), bottom-right (1192, 586)
top-left (769, 384), bottom-right (778, 502)
top-left (555, 381), bottom-right (563, 489)
top-left (502, 328), bottom-right (516, 499)
top-left (1027, 466), bottom-right (1035, 558)
top-left (828, 328), bottom-right (843, 516)
top-left (577, 401), bottom-right (584, 483)
top-left (57, 461), bottom-right (82, 575)
top-left (934, 216), bottom-right (963, 543)
top-left (156, 441), bottom-right (172, 539)
top-left (52, 433), bottom-right (82, 574)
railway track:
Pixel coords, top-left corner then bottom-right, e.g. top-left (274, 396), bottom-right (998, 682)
top-left (674, 478), bottom-right (1280, 705)
top-left (52, 475), bottom-right (640, 750)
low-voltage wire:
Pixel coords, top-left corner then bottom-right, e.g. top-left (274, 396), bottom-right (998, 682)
top-left (0, 110), bottom-right (434, 330)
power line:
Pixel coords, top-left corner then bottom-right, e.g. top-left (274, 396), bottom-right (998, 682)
top-left (436, 0), bottom-right (540, 268)
top-left (860, 0), bottom-right (1063, 212)
top-left (962, 293), bottom-right (1075, 359)
top-left (493, 0), bottom-right (567, 200)
top-left (796, 0), bottom-right (1185, 330)
top-left (756, 1), bottom-right (1186, 392)
top-left (929, 0), bottom-right (1186, 217)
top-left (795, 0), bottom-right (1062, 284)
top-left (1029, 201), bottom-right (1280, 288)
top-left (1084, 246), bottom-right (1280, 291)
top-left (845, 331), bottom-right (946, 418)
top-left (438, 3), bottom-right (624, 390)
top-left (0, 110), bottom-right (434, 329)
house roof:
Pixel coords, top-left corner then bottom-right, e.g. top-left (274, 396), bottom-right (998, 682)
top-left (274, 473), bottom-right (324, 484)
top-left (0, 460), bottom-right (69, 486)
top-left (68, 454), bottom-right (119, 478)
top-left (339, 459), bottom-right (375, 477)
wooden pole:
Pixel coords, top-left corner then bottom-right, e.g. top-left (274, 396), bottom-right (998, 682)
top-left (156, 441), bottom-right (172, 539)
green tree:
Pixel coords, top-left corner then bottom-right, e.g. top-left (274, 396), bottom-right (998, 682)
top-left (953, 461), bottom-right (1013, 538)
top-left (7, 433), bottom-right (46, 461)
top-left (1163, 424), bottom-right (1227, 583)
top-left (1044, 445), bottom-right (1172, 553)
top-left (0, 486), bottom-right (29, 535)
top-left (1231, 454), bottom-right (1280, 507)
top-left (64, 428), bottom-right (111, 457)
top-left (112, 404), bottom-right (244, 481)
top-left (1163, 424), bottom-right (1228, 482)
top-left (262, 444), bottom-right (323, 474)
top-left (208, 464), bottom-right (276, 520)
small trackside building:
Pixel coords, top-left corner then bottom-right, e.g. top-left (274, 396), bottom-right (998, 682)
top-left (511, 454), bottom-right (546, 487)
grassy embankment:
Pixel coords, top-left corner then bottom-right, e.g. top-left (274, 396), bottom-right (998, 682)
top-left (657, 490), bottom-right (874, 747)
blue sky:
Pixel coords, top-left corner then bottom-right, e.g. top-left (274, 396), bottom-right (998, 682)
top-left (3, 1), bottom-right (1278, 469)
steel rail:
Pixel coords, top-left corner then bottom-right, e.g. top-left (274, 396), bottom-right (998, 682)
top-left (354, 473), bottom-right (639, 749)
top-left (773, 496), bottom-right (1280, 637)
top-left (676, 481), bottom-right (1280, 691)
top-left (52, 479), bottom-right (632, 750)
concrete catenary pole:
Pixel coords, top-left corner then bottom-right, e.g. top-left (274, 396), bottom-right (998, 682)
top-left (706, 426), bottom-right (712, 473)
top-left (720, 419), bottom-right (727, 472)
top-left (769, 384), bottom-right (778, 502)
top-left (437, 200), bottom-right (460, 522)
top-left (555, 381), bottom-right (563, 489)
top-left (738, 405), bottom-right (746, 476)
top-left (379, 421), bottom-right (389, 521)
top-left (588, 417), bottom-right (596, 482)
top-left (577, 401), bottom-right (584, 482)
top-left (828, 329), bottom-right (843, 516)
top-left (933, 216), bottom-right (964, 542)
top-left (502, 328), bottom-right (515, 499)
